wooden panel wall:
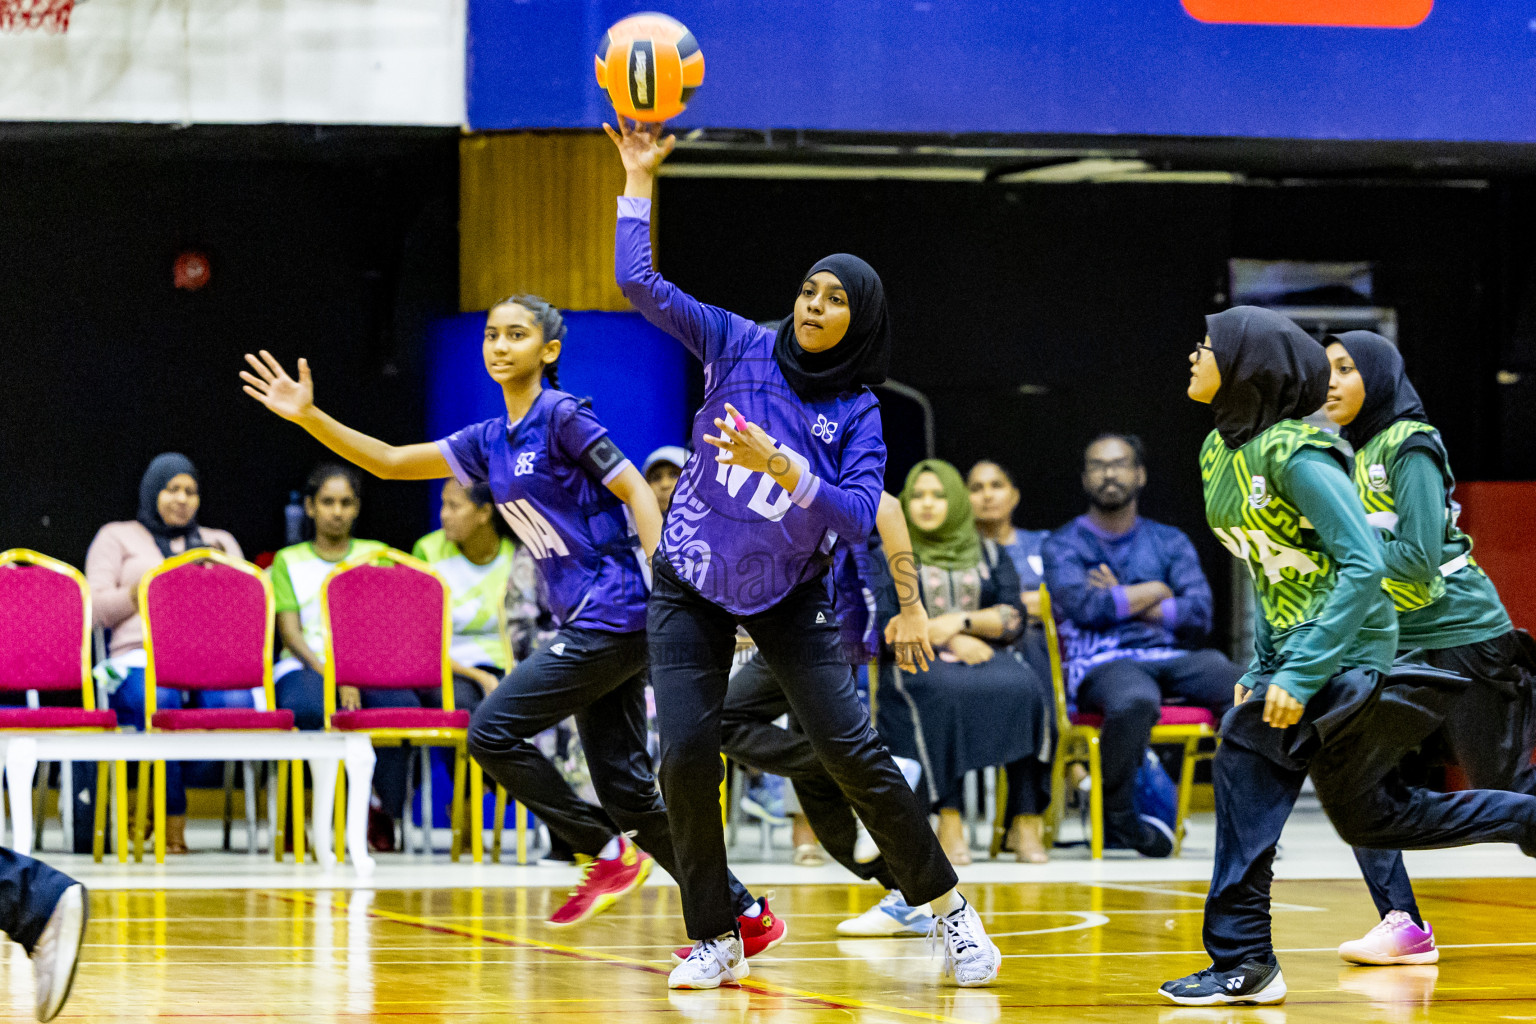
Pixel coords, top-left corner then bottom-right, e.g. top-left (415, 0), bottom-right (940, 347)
top-left (460, 132), bottom-right (646, 312)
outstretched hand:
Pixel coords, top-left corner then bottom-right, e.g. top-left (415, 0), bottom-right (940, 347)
top-left (704, 403), bottom-right (786, 476)
top-left (241, 350), bottom-right (315, 423)
top-left (603, 114), bottom-right (676, 177)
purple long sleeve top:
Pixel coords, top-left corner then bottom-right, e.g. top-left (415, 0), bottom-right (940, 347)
top-left (615, 196), bottom-right (885, 615)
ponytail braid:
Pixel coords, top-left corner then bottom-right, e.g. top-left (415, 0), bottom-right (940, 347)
top-left (491, 293), bottom-right (567, 390)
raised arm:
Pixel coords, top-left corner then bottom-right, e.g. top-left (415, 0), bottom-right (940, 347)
top-left (605, 117), bottom-right (754, 362)
top-left (241, 351), bottom-right (450, 480)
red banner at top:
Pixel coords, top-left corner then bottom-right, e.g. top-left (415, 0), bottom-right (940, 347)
top-left (1181, 0), bottom-right (1432, 27)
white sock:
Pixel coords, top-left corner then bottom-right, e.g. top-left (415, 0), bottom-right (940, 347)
top-left (596, 836), bottom-right (621, 861)
top-left (929, 889), bottom-right (965, 917)
top-left (741, 900), bottom-right (762, 919)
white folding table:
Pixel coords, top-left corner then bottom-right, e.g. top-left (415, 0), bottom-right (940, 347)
top-left (0, 731), bottom-right (377, 875)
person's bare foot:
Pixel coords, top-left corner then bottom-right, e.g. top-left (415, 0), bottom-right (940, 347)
top-left (937, 809), bottom-right (972, 866)
top-left (1009, 814), bottom-right (1049, 864)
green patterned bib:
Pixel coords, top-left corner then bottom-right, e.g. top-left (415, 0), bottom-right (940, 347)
top-left (1200, 421), bottom-right (1348, 633)
top-left (1351, 419), bottom-right (1470, 613)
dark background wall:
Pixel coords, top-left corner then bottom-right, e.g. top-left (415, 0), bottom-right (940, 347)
top-left (0, 127), bottom-right (459, 567)
top-left (660, 175), bottom-right (1525, 648)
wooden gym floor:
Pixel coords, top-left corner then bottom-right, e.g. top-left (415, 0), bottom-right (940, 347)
top-left (16, 877), bottom-right (1536, 1023)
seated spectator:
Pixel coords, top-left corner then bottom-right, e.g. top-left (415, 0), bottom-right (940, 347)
top-left (268, 465), bottom-right (395, 846)
top-left (967, 460), bottom-right (1049, 614)
top-left (1042, 433), bottom-right (1240, 858)
top-left (641, 445), bottom-right (687, 512)
top-left (969, 459), bottom-right (1052, 681)
top-left (85, 453), bottom-right (248, 854)
top-left (876, 460), bottom-right (1054, 865)
top-left (412, 480), bottom-right (516, 716)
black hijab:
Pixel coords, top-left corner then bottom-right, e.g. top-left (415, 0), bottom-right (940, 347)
top-left (1205, 306), bottom-right (1330, 450)
top-left (137, 452), bottom-right (205, 558)
top-left (773, 253), bottom-right (891, 400)
top-left (1329, 330), bottom-right (1428, 451)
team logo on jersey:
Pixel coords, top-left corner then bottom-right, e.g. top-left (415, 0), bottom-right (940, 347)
top-left (514, 452), bottom-right (536, 477)
top-left (549, 642), bottom-right (566, 656)
top-left (1367, 463), bottom-right (1389, 492)
top-left (1247, 475), bottom-right (1271, 509)
top-left (812, 414), bottom-right (839, 443)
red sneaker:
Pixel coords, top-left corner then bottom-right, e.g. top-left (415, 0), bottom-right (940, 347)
top-left (673, 896), bottom-right (788, 961)
top-left (547, 836), bottom-right (653, 927)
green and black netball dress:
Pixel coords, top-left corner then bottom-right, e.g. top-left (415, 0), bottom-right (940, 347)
top-left (1160, 307), bottom-right (1536, 1009)
top-left (1200, 418), bottom-right (1396, 703)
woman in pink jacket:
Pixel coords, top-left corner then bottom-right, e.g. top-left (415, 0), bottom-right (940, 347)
top-left (84, 453), bottom-right (246, 853)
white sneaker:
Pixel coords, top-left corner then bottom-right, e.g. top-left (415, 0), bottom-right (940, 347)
top-left (668, 936), bottom-right (748, 990)
top-left (932, 899), bottom-right (1001, 987)
top-left (838, 891), bottom-right (934, 937)
top-left (32, 883), bottom-right (86, 1022)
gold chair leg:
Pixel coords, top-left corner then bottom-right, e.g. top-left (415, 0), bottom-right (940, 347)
top-left (515, 800), bottom-right (527, 865)
top-left (989, 766), bottom-right (1009, 859)
top-left (275, 761), bottom-right (289, 863)
top-left (492, 786), bottom-right (508, 864)
top-left (291, 760), bottom-right (305, 864)
top-left (1174, 736), bottom-right (1199, 857)
top-left (470, 755), bottom-right (484, 864)
top-left (1043, 742), bottom-right (1067, 850)
top-left (450, 747), bottom-right (467, 863)
top-left (133, 761), bottom-right (149, 863)
top-left (92, 762), bottom-right (109, 863)
top-left (114, 761), bottom-right (129, 864)
top-left (334, 771), bottom-right (346, 864)
top-left (153, 760), bottom-right (167, 865)
top-left (1087, 735), bottom-right (1104, 861)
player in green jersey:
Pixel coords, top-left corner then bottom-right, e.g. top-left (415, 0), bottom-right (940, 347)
top-left (1324, 330), bottom-right (1536, 966)
top-left (1159, 305), bottom-right (1536, 1007)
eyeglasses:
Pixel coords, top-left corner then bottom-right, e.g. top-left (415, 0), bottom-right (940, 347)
top-left (1193, 340), bottom-right (1214, 358)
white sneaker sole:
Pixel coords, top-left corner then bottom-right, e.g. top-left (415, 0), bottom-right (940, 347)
top-left (1159, 973), bottom-right (1287, 1006)
top-left (836, 914), bottom-right (931, 938)
top-left (36, 884), bottom-right (87, 1023)
top-left (668, 960), bottom-right (749, 990)
top-left (1338, 945), bottom-right (1440, 966)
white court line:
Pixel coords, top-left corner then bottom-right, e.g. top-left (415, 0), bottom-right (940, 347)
top-left (1086, 880), bottom-right (1326, 912)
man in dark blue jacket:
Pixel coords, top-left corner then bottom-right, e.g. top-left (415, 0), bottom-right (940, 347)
top-left (1043, 434), bottom-right (1240, 856)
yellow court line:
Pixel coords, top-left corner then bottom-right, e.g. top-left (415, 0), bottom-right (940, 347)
top-left (292, 893), bottom-right (977, 1024)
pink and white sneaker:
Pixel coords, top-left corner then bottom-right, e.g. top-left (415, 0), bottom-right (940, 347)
top-left (1338, 910), bottom-right (1439, 965)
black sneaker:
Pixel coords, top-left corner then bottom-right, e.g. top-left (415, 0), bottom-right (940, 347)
top-left (1159, 960), bottom-right (1286, 1006)
top-left (1133, 815), bottom-right (1175, 858)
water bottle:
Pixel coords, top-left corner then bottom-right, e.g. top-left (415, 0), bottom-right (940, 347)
top-left (283, 490), bottom-right (305, 545)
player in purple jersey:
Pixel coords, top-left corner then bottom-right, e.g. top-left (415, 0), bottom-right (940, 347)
top-left (239, 294), bottom-right (769, 934)
top-left (608, 116), bottom-right (1001, 991)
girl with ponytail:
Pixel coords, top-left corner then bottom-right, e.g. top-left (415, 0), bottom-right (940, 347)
top-left (239, 295), bottom-right (756, 931)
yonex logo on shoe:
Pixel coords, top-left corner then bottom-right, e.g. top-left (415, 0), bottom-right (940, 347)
top-left (1226, 977), bottom-right (1243, 990)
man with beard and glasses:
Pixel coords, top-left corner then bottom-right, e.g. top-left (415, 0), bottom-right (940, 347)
top-left (1042, 434), bottom-right (1241, 857)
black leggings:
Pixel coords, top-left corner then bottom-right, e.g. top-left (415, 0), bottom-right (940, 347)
top-left (467, 626), bottom-right (754, 916)
top-left (649, 558), bottom-right (958, 940)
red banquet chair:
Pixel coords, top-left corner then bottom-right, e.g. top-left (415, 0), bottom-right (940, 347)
top-left (0, 549), bottom-right (121, 861)
top-left (139, 548), bottom-right (296, 863)
top-left (320, 548), bottom-right (482, 861)
top-left (1037, 584), bottom-right (1218, 859)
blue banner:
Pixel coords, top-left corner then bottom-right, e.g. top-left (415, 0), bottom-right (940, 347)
top-left (468, 1), bottom-right (1536, 142)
